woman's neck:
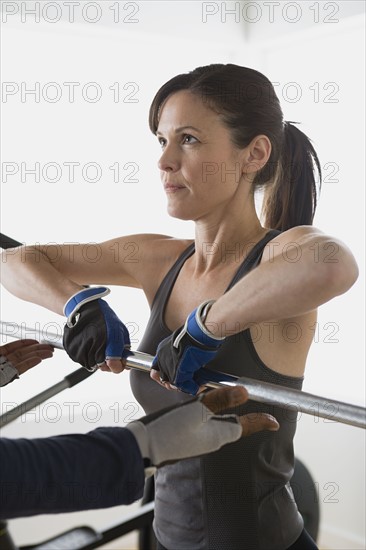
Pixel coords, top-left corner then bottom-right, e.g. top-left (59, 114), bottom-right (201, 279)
top-left (192, 202), bottom-right (267, 274)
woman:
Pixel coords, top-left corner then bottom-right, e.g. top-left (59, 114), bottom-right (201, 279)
top-left (1, 64), bottom-right (358, 549)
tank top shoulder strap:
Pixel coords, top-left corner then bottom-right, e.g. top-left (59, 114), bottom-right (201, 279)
top-left (227, 229), bottom-right (281, 290)
top-left (150, 242), bottom-right (195, 310)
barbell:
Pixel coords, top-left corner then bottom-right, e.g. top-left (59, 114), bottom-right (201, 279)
top-left (0, 320), bottom-right (365, 429)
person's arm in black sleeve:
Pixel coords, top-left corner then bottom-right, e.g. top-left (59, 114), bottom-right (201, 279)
top-left (0, 387), bottom-right (279, 519)
top-left (0, 427), bottom-right (145, 519)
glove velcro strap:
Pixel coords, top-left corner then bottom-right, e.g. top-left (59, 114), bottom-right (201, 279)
top-left (64, 286), bottom-right (110, 324)
top-left (174, 300), bottom-right (225, 349)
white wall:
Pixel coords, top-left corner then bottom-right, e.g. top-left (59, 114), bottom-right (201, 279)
top-left (252, 15), bottom-right (366, 548)
top-left (1, 2), bottom-right (365, 548)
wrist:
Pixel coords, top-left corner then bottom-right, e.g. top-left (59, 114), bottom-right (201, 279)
top-left (204, 302), bottom-right (250, 338)
top-left (203, 301), bottom-right (226, 338)
top-left (184, 300), bottom-right (225, 348)
top-left (64, 286), bottom-right (110, 326)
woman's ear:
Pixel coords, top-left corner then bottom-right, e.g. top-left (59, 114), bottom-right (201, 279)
top-left (242, 135), bottom-right (272, 176)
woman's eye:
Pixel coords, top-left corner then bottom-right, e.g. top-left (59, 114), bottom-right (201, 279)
top-left (183, 134), bottom-right (198, 144)
top-left (157, 135), bottom-right (198, 148)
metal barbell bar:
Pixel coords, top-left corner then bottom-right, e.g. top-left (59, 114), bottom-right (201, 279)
top-left (0, 321), bottom-right (365, 429)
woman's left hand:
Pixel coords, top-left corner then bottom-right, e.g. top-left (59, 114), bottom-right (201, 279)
top-left (150, 300), bottom-right (225, 395)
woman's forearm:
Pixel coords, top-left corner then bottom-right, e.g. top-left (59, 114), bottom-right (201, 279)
top-left (1, 246), bottom-right (82, 315)
top-left (205, 233), bottom-right (359, 337)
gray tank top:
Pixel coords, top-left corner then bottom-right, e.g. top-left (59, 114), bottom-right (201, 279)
top-left (130, 231), bottom-right (304, 550)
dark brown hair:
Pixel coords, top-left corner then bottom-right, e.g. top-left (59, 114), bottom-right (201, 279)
top-left (149, 64), bottom-right (321, 231)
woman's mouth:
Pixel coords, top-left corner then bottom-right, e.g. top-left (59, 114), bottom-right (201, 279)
top-left (164, 184), bottom-right (186, 193)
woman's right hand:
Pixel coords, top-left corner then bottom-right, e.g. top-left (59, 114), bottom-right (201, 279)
top-left (63, 287), bottom-right (131, 373)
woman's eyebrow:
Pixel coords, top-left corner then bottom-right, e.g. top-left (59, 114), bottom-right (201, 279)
top-left (175, 125), bottom-right (202, 134)
top-left (156, 125), bottom-right (202, 136)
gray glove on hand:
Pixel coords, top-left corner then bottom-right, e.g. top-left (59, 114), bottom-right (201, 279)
top-left (126, 386), bottom-right (279, 473)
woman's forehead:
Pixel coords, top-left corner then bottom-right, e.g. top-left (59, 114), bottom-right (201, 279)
top-left (157, 90), bottom-right (223, 134)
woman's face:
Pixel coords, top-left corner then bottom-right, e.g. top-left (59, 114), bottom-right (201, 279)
top-left (156, 90), bottom-right (247, 221)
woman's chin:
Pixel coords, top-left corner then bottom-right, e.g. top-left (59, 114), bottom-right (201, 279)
top-left (167, 205), bottom-right (193, 221)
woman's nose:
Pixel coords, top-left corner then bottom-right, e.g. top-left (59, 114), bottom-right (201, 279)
top-left (158, 144), bottom-right (180, 172)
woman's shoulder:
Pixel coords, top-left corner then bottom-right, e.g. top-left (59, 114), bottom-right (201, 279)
top-left (261, 225), bottom-right (358, 296)
top-left (267, 224), bottom-right (324, 244)
top-left (262, 225), bottom-right (340, 263)
top-left (130, 233), bottom-right (193, 261)
top-left (114, 233), bottom-right (194, 294)
top-left (102, 233), bottom-right (193, 262)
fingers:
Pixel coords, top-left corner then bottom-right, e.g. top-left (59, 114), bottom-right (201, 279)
top-left (92, 358), bottom-right (131, 374)
top-left (98, 363), bottom-right (111, 372)
top-left (201, 386), bottom-right (249, 413)
top-left (3, 342), bottom-right (54, 375)
top-left (240, 413), bottom-right (280, 436)
top-left (150, 368), bottom-right (177, 391)
top-left (102, 358), bottom-right (127, 374)
top-left (150, 368), bottom-right (162, 383)
top-left (200, 387), bottom-right (280, 436)
top-left (13, 356), bottom-right (44, 375)
top-left (0, 339), bottom-right (41, 356)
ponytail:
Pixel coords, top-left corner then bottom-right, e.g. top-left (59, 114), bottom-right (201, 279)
top-left (262, 122), bottom-right (322, 231)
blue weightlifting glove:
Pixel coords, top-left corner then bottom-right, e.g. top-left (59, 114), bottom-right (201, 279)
top-left (63, 287), bottom-right (131, 372)
top-left (151, 300), bottom-right (225, 395)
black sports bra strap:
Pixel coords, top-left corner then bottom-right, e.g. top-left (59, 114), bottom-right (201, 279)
top-left (150, 243), bottom-right (195, 310)
top-left (227, 229), bottom-right (281, 290)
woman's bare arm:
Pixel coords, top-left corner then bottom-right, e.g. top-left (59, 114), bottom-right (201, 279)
top-left (0, 234), bottom-right (186, 315)
top-left (204, 226), bottom-right (359, 337)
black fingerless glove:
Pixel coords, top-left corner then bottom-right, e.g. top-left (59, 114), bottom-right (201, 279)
top-left (63, 287), bottom-right (130, 372)
top-left (152, 300), bottom-right (225, 394)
